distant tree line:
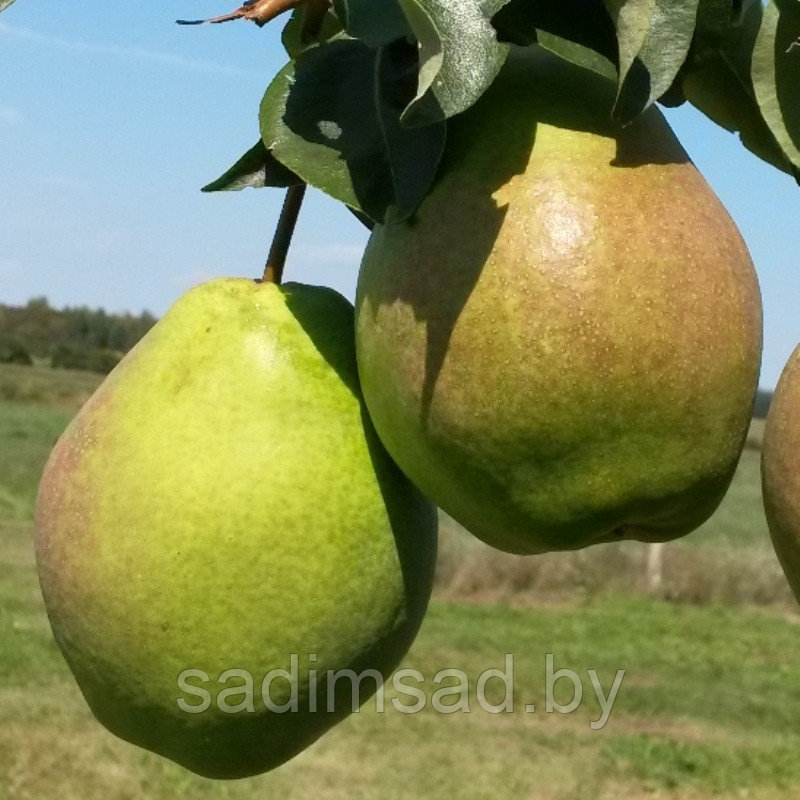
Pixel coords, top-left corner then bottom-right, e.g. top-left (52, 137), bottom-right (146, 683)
top-left (0, 297), bottom-right (156, 373)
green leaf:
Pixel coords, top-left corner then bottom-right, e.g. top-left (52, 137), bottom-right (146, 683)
top-left (536, 32), bottom-right (617, 80)
top-left (492, 0), bottom-right (619, 65)
top-left (681, 0), bottom-right (794, 173)
top-left (260, 39), bottom-right (446, 222)
top-left (331, 0), bottom-right (412, 47)
top-left (605, 0), bottom-right (700, 123)
top-left (349, 207), bottom-right (376, 230)
top-left (752, 0), bottom-right (800, 172)
top-left (202, 141), bottom-right (301, 193)
top-left (397, 0), bottom-right (511, 126)
top-left (0, 0), bottom-right (16, 11)
top-left (282, 7), bottom-right (344, 57)
top-left (694, 0), bottom-right (739, 47)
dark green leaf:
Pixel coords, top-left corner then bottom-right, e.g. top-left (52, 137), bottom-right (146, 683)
top-left (282, 7), bottom-right (344, 57)
top-left (752, 0), bottom-right (800, 171)
top-left (605, 0), bottom-right (700, 123)
top-left (260, 39), bottom-right (446, 222)
top-left (349, 207), bottom-right (376, 230)
top-left (0, 0), bottom-right (16, 11)
top-left (657, 76), bottom-right (688, 106)
top-left (398, 0), bottom-right (511, 126)
top-left (681, 0), bottom-right (793, 173)
top-left (332, 0), bottom-right (412, 46)
top-left (694, 0), bottom-right (739, 47)
top-left (536, 31), bottom-right (617, 80)
top-left (202, 141), bottom-right (301, 193)
top-left (492, 0), bottom-right (618, 64)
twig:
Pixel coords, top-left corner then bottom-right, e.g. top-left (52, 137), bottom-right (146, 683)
top-left (263, 184), bottom-right (307, 284)
top-left (177, 0), bottom-right (303, 27)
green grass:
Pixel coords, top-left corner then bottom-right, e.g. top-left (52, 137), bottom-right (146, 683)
top-left (0, 362), bottom-right (102, 410)
top-left (2, 363), bottom-right (800, 799)
top-left (0, 364), bottom-right (101, 521)
top-left (0, 403), bottom-right (74, 521)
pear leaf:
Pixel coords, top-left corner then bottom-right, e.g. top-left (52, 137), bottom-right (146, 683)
top-left (752, 0), bottom-right (800, 172)
top-left (694, 0), bottom-right (740, 46)
top-left (536, 31), bottom-right (617, 80)
top-left (681, 0), bottom-right (794, 174)
top-left (260, 39), bottom-right (445, 222)
top-left (605, 0), bottom-right (699, 123)
top-left (281, 7), bottom-right (343, 57)
top-left (0, 0), bottom-right (16, 10)
top-left (331, 0), bottom-right (412, 46)
top-left (491, 0), bottom-right (619, 65)
top-left (202, 141), bottom-right (301, 193)
top-left (397, 0), bottom-right (511, 126)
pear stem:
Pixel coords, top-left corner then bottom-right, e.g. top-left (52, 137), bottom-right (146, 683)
top-left (263, 183), bottom-right (307, 285)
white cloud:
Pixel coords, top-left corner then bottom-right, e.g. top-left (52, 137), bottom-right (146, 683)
top-left (0, 20), bottom-right (249, 77)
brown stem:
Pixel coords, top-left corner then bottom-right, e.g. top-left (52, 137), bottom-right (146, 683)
top-left (177, 0), bottom-right (304, 27)
top-left (262, 184), bottom-right (307, 285)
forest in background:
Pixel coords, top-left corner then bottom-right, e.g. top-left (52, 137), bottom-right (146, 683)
top-left (0, 298), bottom-right (156, 374)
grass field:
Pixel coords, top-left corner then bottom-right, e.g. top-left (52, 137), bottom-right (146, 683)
top-left (2, 363), bottom-right (799, 799)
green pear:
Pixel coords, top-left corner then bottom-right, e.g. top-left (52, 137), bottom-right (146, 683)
top-left (34, 278), bottom-right (437, 779)
top-left (762, 345), bottom-right (800, 602)
top-left (355, 46), bottom-right (762, 555)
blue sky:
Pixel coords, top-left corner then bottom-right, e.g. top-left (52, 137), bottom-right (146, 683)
top-left (2, 2), bottom-right (798, 388)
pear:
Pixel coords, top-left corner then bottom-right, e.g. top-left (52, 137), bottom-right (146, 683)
top-left (355, 46), bottom-right (762, 555)
top-left (34, 278), bottom-right (437, 779)
top-left (762, 346), bottom-right (800, 602)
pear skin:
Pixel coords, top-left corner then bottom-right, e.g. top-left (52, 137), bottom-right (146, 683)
top-left (355, 46), bottom-right (762, 554)
top-left (762, 345), bottom-right (800, 603)
top-left (34, 279), bottom-right (437, 778)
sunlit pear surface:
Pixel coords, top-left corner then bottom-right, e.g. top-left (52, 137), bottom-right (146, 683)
top-left (355, 46), bottom-right (762, 555)
top-left (34, 278), bottom-right (437, 779)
